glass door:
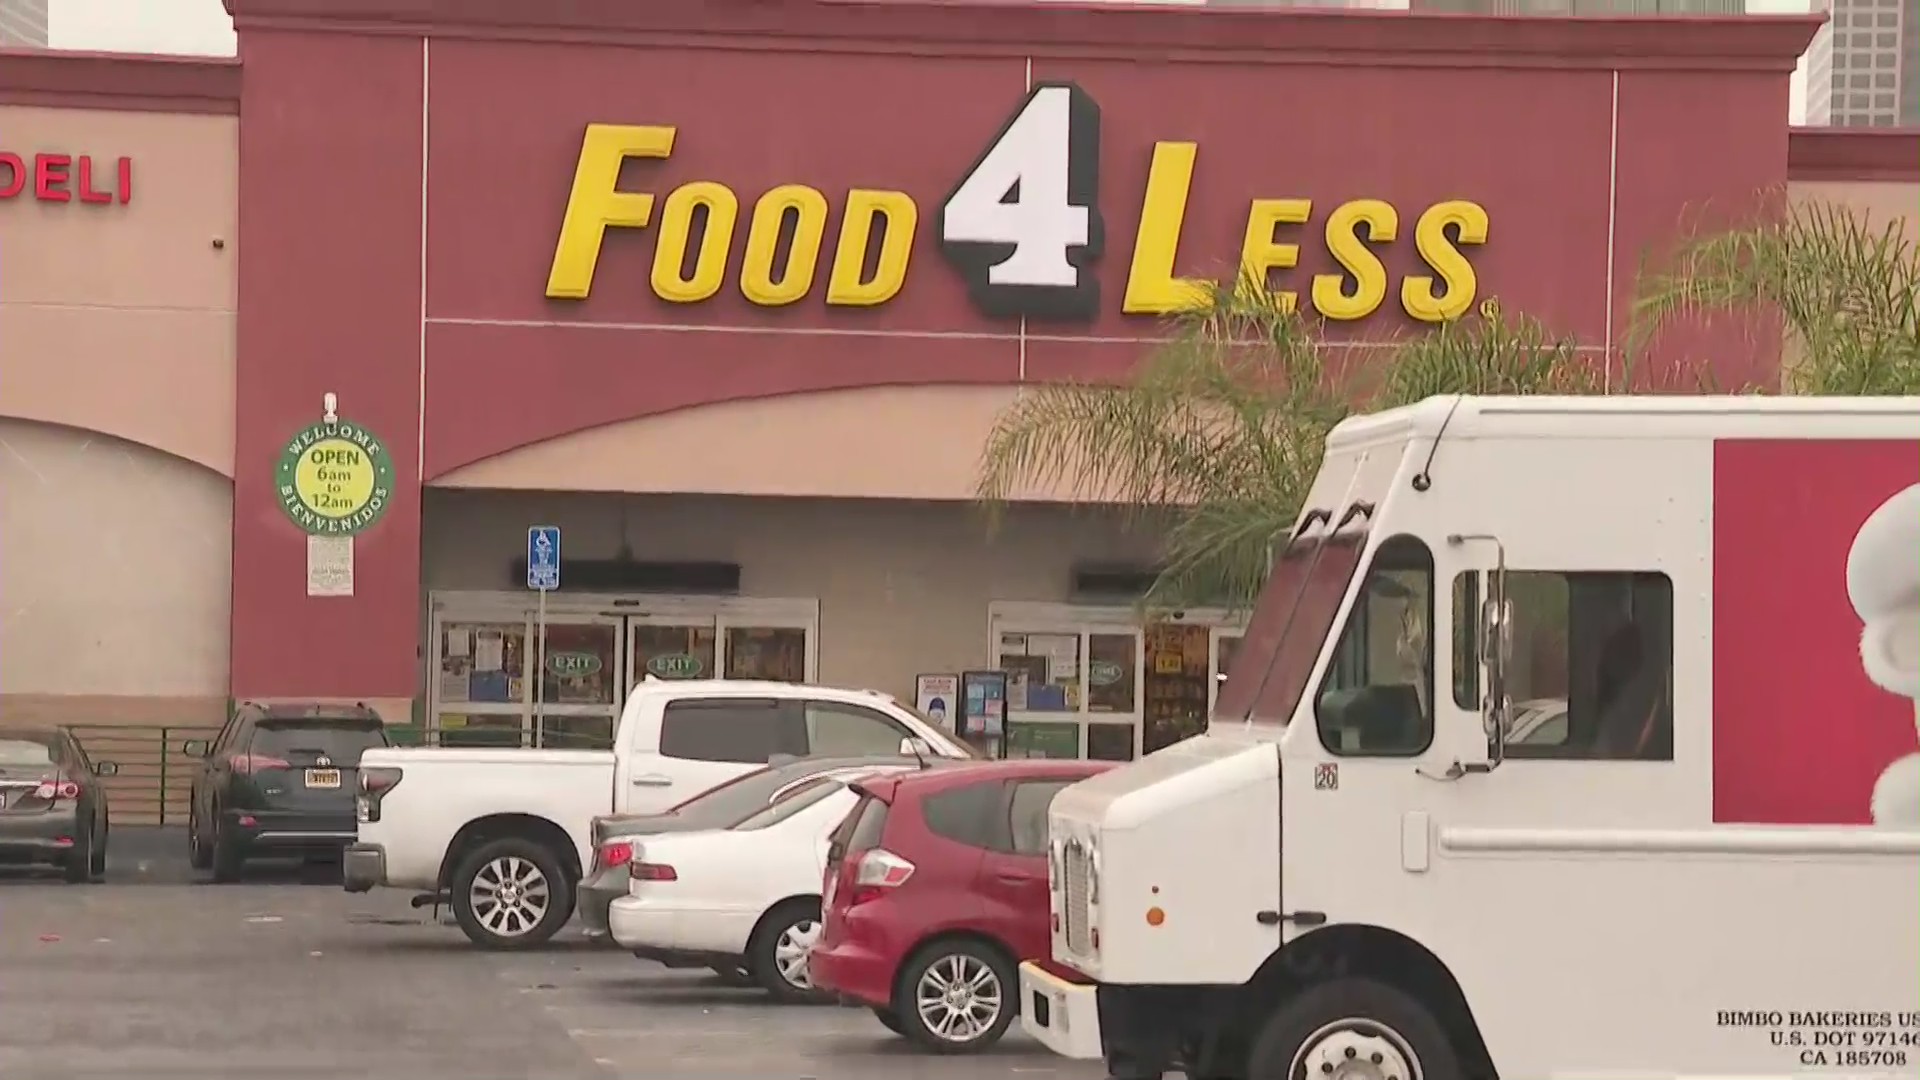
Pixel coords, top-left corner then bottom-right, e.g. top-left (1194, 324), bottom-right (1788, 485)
top-left (433, 619), bottom-right (531, 747)
top-left (629, 616), bottom-right (719, 683)
top-left (1143, 623), bottom-right (1212, 754)
top-left (991, 618), bottom-right (1144, 762)
top-left (718, 617), bottom-right (810, 682)
top-left (1210, 629), bottom-right (1244, 716)
top-left (535, 616), bottom-right (622, 748)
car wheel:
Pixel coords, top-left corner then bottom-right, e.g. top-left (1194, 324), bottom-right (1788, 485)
top-left (450, 838), bottom-right (573, 950)
top-left (746, 899), bottom-right (826, 1003)
top-left (186, 809), bottom-right (212, 870)
top-left (1245, 978), bottom-right (1461, 1080)
top-left (896, 939), bottom-right (1017, 1053)
top-left (209, 818), bottom-right (245, 884)
top-left (89, 821), bottom-right (108, 880)
top-left (62, 828), bottom-right (93, 884)
top-left (872, 1006), bottom-right (906, 1036)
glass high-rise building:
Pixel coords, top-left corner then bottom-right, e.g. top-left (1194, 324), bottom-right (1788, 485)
top-left (0, 0), bottom-right (48, 47)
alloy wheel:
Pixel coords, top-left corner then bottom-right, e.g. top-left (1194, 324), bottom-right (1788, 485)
top-left (913, 952), bottom-right (1004, 1044)
top-left (468, 855), bottom-right (551, 938)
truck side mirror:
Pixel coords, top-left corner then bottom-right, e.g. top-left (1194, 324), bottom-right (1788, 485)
top-left (1479, 594), bottom-right (1514, 762)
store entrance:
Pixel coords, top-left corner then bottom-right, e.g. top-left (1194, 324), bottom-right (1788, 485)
top-left (429, 592), bottom-right (817, 748)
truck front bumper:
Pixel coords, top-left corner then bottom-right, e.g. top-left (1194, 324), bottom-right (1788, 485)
top-left (1018, 961), bottom-right (1104, 1060)
top-left (341, 842), bottom-right (385, 893)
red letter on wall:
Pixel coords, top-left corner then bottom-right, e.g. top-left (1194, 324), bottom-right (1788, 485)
top-left (118, 156), bottom-right (132, 204)
top-left (0, 153), bottom-right (22, 199)
top-left (76, 155), bottom-right (111, 204)
top-left (33, 154), bottom-right (71, 202)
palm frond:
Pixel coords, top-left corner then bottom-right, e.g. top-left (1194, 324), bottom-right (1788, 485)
top-left (1632, 197), bottom-right (1920, 395)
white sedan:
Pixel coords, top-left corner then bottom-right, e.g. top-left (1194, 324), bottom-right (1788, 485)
top-left (607, 772), bottom-right (886, 1002)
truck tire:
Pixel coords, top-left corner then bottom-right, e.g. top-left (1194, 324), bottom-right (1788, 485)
top-left (1246, 977), bottom-right (1461, 1080)
top-left (450, 838), bottom-right (574, 950)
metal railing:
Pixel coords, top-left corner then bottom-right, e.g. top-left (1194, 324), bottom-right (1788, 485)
top-left (65, 723), bottom-right (221, 827)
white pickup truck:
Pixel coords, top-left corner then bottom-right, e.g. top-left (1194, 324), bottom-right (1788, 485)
top-left (342, 679), bottom-right (971, 948)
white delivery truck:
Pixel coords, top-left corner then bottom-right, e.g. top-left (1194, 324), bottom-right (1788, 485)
top-left (1020, 395), bottom-right (1920, 1080)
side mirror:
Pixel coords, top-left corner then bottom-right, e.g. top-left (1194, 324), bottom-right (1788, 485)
top-left (93, 761), bottom-right (120, 777)
top-left (899, 736), bottom-right (933, 758)
top-left (1479, 594), bottom-right (1514, 758)
top-left (180, 740), bottom-right (209, 758)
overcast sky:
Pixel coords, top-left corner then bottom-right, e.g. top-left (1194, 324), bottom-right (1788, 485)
top-left (49, 0), bottom-right (237, 55)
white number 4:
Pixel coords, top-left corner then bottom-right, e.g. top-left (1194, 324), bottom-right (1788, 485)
top-left (939, 82), bottom-right (1104, 319)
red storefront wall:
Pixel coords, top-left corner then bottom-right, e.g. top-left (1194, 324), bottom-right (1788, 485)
top-left (225, 0), bottom-right (1816, 706)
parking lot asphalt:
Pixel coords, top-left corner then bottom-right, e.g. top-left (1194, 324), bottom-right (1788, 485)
top-left (0, 829), bottom-right (1108, 1080)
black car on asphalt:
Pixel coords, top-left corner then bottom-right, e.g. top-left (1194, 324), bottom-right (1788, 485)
top-left (0, 727), bottom-right (119, 883)
top-left (575, 754), bottom-right (949, 949)
top-left (183, 702), bottom-right (390, 882)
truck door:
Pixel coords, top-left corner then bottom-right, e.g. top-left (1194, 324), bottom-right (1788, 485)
top-left (615, 696), bottom-right (787, 815)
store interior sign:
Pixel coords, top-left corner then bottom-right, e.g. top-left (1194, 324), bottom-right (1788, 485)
top-left (545, 83), bottom-right (1488, 325)
top-left (0, 153), bottom-right (132, 205)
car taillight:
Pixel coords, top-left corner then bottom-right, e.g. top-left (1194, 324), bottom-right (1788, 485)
top-left (847, 848), bottom-right (914, 906)
top-left (31, 780), bottom-right (80, 801)
top-left (355, 766), bottom-right (404, 823)
top-left (230, 753), bottom-right (290, 774)
top-left (632, 862), bottom-right (677, 882)
top-left (596, 842), bottom-right (635, 872)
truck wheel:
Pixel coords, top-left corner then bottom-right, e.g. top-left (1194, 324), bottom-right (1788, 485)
top-left (746, 899), bottom-right (826, 1003)
top-left (894, 939), bottom-right (1017, 1053)
top-left (451, 838), bottom-right (573, 950)
top-left (1246, 977), bottom-right (1461, 1080)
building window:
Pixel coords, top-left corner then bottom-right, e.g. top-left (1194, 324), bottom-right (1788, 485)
top-left (1452, 570), bottom-right (1675, 762)
top-left (1315, 535), bottom-right (1435, 758)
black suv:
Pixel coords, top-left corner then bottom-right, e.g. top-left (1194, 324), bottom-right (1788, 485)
top-left (183, 702), bottom-right (390, 882)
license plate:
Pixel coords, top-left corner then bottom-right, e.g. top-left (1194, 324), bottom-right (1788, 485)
top-left (305, 768), bottom-right (342, 789)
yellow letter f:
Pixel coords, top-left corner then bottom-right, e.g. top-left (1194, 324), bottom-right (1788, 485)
top-left (545, 123), bottom-right (677, 300)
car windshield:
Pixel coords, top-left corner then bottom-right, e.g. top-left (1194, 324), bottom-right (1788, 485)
top-left (1212, 513), bottom-right (1371, 728)
top-left (252, 720), bottom-right (389, 765)
top-left (730, 779), bottom-right (846, 831)
top-left (887, 704), bottom-right (976, 759)
top-left (0, 735), bottom-right (57, 767)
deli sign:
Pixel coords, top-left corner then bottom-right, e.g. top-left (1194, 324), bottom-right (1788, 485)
top-left (0, 153), bottom-right (133, 205)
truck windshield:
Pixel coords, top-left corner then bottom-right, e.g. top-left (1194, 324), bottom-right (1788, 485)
top-left (1212, 515), bottom-right (1371, 727)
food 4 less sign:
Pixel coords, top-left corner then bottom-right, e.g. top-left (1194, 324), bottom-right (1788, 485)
top-left (547, 83), bottom-right (1488, 323)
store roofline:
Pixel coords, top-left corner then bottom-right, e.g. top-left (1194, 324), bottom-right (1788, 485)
top-left (223, 0), bottom-right (1820, 74)
top-left (1787, 127), bottom-right (1920, 184)
top-left (0, 49), bottom-right (240, 114)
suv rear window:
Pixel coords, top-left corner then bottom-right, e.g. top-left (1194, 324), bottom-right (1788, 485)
top-left (659, 699), bottom-right (790, 764)
top-left (920, 781), bottom-right (1005, 848)
top-left (251, 721), bottom-right (388, 765)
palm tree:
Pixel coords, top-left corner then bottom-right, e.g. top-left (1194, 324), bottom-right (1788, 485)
top-left (973, 270), bottom-right (1599, 611)
top-left (1633, 197), bottom-right (1920, 394)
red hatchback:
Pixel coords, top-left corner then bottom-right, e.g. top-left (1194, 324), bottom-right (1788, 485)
top-left (811, 758), bottom-right (1112, 1053)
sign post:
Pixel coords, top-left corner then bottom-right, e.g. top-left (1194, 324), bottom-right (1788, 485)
top-left (527, 525), bottom-right (562, 746)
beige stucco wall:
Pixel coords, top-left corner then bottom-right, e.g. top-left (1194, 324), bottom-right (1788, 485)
top-left (421, 490), bottom-right (1168, 702)
top-left (1789, 178), bottom-right (1919, 247)
top-left (0, 105), bottom-right (237, 729)
top-left (434, 384), bottom-right (1094, 503)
